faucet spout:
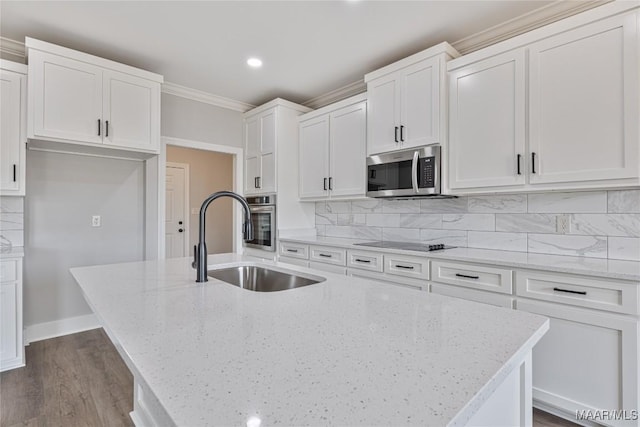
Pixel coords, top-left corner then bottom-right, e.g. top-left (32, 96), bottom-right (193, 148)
top-left (193, 191), bottom-right (253, 283)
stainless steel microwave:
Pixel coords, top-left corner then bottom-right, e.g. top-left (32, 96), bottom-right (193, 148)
top-left (366, 145), bottom-right (441, 198)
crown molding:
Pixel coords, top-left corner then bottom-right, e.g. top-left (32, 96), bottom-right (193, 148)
top-left (161, 81), bottom-right (255, 113)
top-left (451, 0), bottom-right (612, 55)
top-left (0, 37), bottom-right (26, 61)
top-left (302, 79), bottom-right (367, 110)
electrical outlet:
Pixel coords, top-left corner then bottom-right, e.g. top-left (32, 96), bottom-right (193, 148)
top-left (92, 215), bottom-right (101, 227)
top-left (556, 214), bottom-right (570, 234)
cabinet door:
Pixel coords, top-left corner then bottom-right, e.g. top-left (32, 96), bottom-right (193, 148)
top-left (367, 73), bottom-right (401, 155)
top-left (449, 50), bottom-right (526, 189)
top-left (400, 57), bottom-right (440, 148)
top-left (329, 101), bottom-right (366, 198)
top-left (0, 70), bottom-right (23, 193)
top-left (244, 117), bottom-right (260, 194)
top-left (528, 13), bottom-right (639, 185)
top-left (299, 115), bottom-right (329, 199)
top-left (0, 282), bottom-right (20, 368)
top-left (102, 70), bottom-right (159, 152)
top-left (259, 111), bottom-right (277, 193)
top-left (517, 299), bottom-right (638, 420)
top-left (29, 50), bottom-right (103, 144)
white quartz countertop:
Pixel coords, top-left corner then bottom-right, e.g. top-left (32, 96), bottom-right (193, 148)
top-left (280, 235), bottom-right (640, 282)
top-left (72, 254), bottom-right (548, 426)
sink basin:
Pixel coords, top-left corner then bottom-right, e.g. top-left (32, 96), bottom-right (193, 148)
top-left (207, 265), bottom-right (325, 292)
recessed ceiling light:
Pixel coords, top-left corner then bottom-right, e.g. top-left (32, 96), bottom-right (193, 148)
top-left (247, 58), bottom-right (262, 68)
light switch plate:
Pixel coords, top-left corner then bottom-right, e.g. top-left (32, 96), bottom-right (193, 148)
top-left (556, 214), bottom-right (570, 234)
top-left (92, 215), bottom-right (101, 227)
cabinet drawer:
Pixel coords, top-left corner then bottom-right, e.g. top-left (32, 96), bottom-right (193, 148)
top-left (384, 254), bottom-right (429, 280)
top-left (0, 260), bottom-right (18, 283)
top-left (516, 270), bottom-right (639, 315)
top-left (431, 260), bottom-right (513, 294)
top-left (430, 283), bottom-right (514, 308)
top-left (310, 245), bottom-right (346, 266)
top-left (278, 256), bottom-right (309, 268)
top-left (279, 242), bottom-right (309, 260)
top-left (347, 250), bottom-right (383, 273)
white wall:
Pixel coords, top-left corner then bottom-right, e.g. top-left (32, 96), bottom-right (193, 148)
top-left (24, 150), bottom-right (145, 327)
top-left (161, 93), bottom-right (243, 148)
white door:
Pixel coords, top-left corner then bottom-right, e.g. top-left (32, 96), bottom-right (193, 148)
top-left (102, 69), bottom-right (159, 151)
top-left (330, 101), bottom-right (366, 198)
top-left (299, 115), bottom-right (329, 199)
top-left (0, 70), bottom-right (22, 192)
top-left (29, 50), bottom-right (103, 144)
top-left (449, 50), bottom-right (527, 190)
top-left (259, 110), bottom-right (277, 193)
top-left (367, 73), bottom-right (401, 155)
top-left (165, 164), bottom-right (188, 258)
top-left (400, 57), bottom-right (440, 149)
top-left (528, 12), bottom-right (639, 185)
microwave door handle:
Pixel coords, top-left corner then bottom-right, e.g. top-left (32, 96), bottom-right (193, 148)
top-left (411, 151), bottom-right (419, 193)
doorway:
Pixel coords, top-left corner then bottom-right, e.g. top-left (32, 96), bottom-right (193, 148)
top-left (160, 137), bottom-right (242, 259)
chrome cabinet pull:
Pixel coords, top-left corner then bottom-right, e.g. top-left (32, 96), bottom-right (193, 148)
top-left (456, 273), bottom-right (479, 279)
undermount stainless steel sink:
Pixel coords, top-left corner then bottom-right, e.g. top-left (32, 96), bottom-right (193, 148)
top-left (207, 265), bottom-right (325, 292)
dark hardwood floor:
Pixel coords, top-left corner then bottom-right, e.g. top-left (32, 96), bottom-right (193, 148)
top-left (1, 328), bottom-right (579, 427)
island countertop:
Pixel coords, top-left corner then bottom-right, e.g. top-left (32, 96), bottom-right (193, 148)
top-left (71, 254), bottom-right (549, 426)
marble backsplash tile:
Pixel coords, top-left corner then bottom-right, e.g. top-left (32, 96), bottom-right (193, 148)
top-left (0, 196), bottom-right (24, 249)
top-left (315, 190), bottom-right (640, 261)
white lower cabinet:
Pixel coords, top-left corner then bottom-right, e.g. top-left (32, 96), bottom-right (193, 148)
top-left (517, 299), bottom-right (638, 426)
top-left (0, 257), bottom-right (24, 372)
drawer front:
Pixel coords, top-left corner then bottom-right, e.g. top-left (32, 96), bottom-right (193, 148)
top-left (278, 256), bottom-right (309, 268)
top-left (310, 245), bottom-right (346, 266)
top-left (516, 270), bottom-right (639, 315)
top-left (431, 260), bottom-right (513, 294)
top-left (347, 250), bottom-right (384, 273)
top-left (430, 283), bottom-right (514, 309)
top-left (347, 268), bottom-right (426, 291)
top-left (279, 242), bottom-right (309, 260)
top-left (0, 260), bottom-right (18, 283)
top-left (383, 254), bottom-right (429, 280)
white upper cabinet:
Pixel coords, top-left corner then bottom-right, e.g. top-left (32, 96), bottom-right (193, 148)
top-left (365, 43), bottom-right (458, 156)
top-left (447, 3), bottom-right (640, 194)
top-left (528, 12), bottom-right (639, 186)
top-left (299, 94), bottom-right (367, 200)
top-left (0, 61), bottom-right (27, 196)
top-left (244, 108), bottom-right (277, 195)
top-left (449, 50), bottom-right (526, 190)
top-left (102, 70), bottom-right (160, 151)
top-left (26, 38), bottom-right (162, 155)
top-left (243, 99), bottom-right (311, 197)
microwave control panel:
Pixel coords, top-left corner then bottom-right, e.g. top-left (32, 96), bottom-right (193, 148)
top-left (419, 156), bottom-right (435, 188)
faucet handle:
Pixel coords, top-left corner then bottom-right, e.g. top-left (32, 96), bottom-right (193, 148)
top-left (192, 245), bottom-right (197, 268)
top-left (243, 220), bottom-right (254, 242)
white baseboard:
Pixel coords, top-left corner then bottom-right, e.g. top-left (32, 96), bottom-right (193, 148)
top-left (24, 313), bottom-right (101, 344)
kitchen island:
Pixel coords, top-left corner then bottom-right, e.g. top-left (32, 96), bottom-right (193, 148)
top-left (71, 254), bottom-right (549, 426)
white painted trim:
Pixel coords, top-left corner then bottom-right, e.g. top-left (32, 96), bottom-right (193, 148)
top-left (162, 81), bottom-right (254, 112)
top-left (0, 59), bottom-right (27, 74)
top-left (451, 0), bottom-right (611, 55)
top-left (165, 161), bottom-right (191, 257)
top-left (302, 80), bottom-right (367, 110)
top-left (24, 313), bottom-right (101, 344)
top-left (0, 37), bottom-right (26, 61)
top-left (299, 92), bottom-right (367, 122)
top-left (161, 136), bottom-right (244, 256)
top-left (244, 98), bottom-right (312, 117)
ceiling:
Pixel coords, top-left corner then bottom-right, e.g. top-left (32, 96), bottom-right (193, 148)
top-left (1, 1), bottom-right (567, 107)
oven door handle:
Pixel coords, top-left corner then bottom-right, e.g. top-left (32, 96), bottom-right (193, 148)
top-left (249, 206), bottom-right (275, 213)
top-left (411, 150), bottom-right (419, 193)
